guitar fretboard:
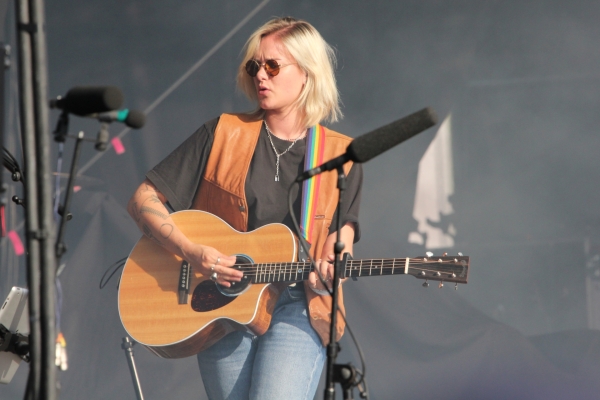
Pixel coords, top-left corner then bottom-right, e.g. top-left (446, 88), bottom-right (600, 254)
top-left (233, 257), bottom-right (469, 284)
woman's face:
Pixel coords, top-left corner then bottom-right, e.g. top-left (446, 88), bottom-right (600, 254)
top-left (252, 34), bottom-right (306, 116)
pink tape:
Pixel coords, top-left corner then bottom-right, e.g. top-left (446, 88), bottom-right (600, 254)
top-left (73, 185), bottom-right (82, 193)
top-left (8, 230), bottom-right (25, 256)
top-left (111, 137), bottom-right (125, 155)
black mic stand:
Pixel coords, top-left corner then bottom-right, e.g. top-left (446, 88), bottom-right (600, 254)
top-left (293, 159), bottom-right (368, 399)
top-left (323, 166), bottom-right (363, 400)
top-left (52, 112), bottom-right (109, 263)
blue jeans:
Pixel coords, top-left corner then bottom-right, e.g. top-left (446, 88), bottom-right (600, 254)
top-left (197, 284), bottom-right (326, 400)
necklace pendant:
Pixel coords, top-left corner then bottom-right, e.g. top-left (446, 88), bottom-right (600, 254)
top-left (275, 174), bottom-right (280, 182)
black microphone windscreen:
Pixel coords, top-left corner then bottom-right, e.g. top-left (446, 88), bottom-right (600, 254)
top-left (347, 107), bottom-right (438, 163)
top-left (62, 86), bottom-right (124, 116)
top-left (125, 110), bottom-right (146, 129)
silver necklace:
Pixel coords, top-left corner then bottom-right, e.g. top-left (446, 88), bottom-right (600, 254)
top-left (264, 120), bottom-right (304, 182)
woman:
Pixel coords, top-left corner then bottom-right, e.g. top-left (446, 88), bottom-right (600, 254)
top-left (128, 17), bottom-right (362, 399)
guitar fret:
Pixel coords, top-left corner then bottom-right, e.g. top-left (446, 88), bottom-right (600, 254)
top-left (261, 263), bottom-right (264, 283)
top-left (247, 257), bottom-right (466, 284)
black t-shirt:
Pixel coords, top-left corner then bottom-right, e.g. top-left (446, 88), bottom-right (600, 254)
top-left (146, 117), bottom-right (362, 241)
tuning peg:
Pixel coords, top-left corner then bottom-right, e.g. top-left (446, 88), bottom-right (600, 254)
top-left (457, 252), bottom-right (463, 256)
top-left (438, 281), bottom-right (444, 288)
top-left (422, 280), bottom-right (429, 288)
top-left (426, 251), bottom-right (433, 257)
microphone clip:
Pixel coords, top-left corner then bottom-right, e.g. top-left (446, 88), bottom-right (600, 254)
top-left (95, 122), bottom-right (110, 152)
top-left (53, 110), bottom-right (69, 143)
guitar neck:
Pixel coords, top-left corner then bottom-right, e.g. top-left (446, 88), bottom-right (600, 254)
top-left (245, 256), bottom-right (469, 285)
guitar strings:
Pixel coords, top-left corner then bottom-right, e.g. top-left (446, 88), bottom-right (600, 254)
top-left (223, 258), bottom-right (467, 280)
top-left (230, 259), bottom-right (464, 269)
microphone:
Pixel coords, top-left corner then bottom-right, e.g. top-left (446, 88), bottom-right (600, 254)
top-left (49, 86), bottom-right (124, 116)
top-left (88, 109), bottom-right (146, 129)
top-left (296, 107), bottom-right (438, 182)
top-left (92, 110), bottom-right (146, 151)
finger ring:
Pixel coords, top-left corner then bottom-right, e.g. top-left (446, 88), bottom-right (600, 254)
top-left (216, 257), bottom-right (220, 265)
top-left (211, 265), bottom-right (215, 272)
top-left (210, 272), bottom-right (218, 282)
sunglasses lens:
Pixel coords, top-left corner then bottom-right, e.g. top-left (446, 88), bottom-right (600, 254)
top-left (245, 60), bottom-right (259, 77)
top-left (264, 60), bottom-right (281, 76)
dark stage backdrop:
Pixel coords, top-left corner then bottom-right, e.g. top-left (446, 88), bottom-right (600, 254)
top-left (2, 0), bottom-right (600, 398)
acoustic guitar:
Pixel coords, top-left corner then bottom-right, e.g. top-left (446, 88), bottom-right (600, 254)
top-left (118, 210), bottom-right (469, 358)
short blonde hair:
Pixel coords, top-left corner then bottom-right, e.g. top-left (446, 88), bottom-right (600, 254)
top-left (237, 17), bottom-right (342, 128)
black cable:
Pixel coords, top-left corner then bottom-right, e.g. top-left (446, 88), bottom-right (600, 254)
top-left (287, 180), bottom-right (369, 398)
top-left (3, 146), bottom-right (23, 182)
top-left (99, 256), bottom-right (128, 289)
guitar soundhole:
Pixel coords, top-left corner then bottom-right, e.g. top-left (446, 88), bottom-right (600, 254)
top-left (216, 255), bottom-right (253, 297)
top-left (191, 255), bottom-right (253, 312)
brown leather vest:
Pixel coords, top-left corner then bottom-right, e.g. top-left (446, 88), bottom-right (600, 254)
top-left (191, 113), bottom-right (354, 345)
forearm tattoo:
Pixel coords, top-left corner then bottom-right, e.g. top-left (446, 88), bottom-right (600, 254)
top-left (139, 206), bottom-right (168, 219)
top-left (143, 223), bottom-right (162, 245)
top-left (160, 223), bottom-right (174, 239)
top-left (137, 193), bottom-right (168, 219)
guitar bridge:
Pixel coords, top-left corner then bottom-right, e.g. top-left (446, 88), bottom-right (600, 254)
top-left (178, 260), bottom-right (191, 304)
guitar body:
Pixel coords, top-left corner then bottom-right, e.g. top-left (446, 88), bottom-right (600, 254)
top-left (118, 210), bottom-right (297, 358)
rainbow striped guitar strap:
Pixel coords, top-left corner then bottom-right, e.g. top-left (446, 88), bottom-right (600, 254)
top-left (300, 125), bottom-right (326, 243)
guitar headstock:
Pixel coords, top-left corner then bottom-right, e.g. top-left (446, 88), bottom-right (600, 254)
top-left (407, 253), bottom-right (470, 288)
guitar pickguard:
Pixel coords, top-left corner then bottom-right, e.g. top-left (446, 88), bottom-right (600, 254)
top-left (191, 281), bottom-right (236, 312)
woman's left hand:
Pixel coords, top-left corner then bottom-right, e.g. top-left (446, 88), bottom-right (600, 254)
top-left (308, 254), bottom-right (336, 293)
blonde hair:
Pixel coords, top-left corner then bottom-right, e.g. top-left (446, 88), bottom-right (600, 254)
top-left (237, 17), bottom-right (342, 128)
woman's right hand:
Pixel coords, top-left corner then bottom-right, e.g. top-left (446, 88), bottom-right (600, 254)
top-left (183, 243), bottom-right (242, 287)
top-left (128, 179), bottom-right (243, 288)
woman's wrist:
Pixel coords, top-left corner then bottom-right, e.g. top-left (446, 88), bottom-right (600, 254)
top-left (309, 286), bottom-right (330, 296)
top-left (309, 279), bottom-right (342, 296)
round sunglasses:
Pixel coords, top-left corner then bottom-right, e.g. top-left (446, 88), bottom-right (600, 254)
top-left (245, 59), bottom-right (296, 77)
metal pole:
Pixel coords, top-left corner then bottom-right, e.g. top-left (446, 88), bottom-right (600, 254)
top-left (55, 132), bottom-right (83, 261)
top-left (28, 0), bottom-right (57, 397)
top-left (324, 167), bottom-right (347, 400)
top-left (122, 337), bottom-right (145, 400)
top-left (14, 0), bottom-right (41, 397)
